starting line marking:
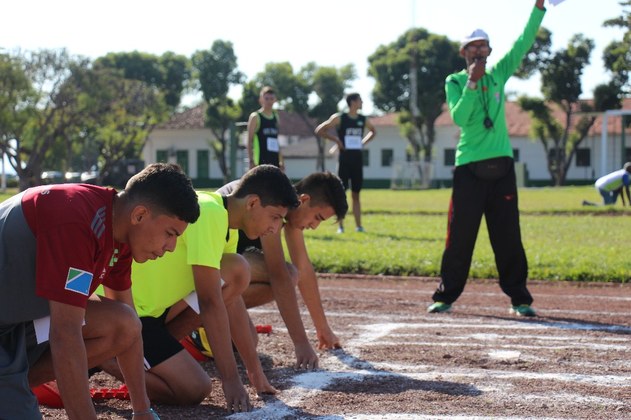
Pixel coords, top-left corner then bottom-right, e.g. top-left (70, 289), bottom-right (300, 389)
top-left (240, 283), bottom-right (631, 419)
top-left (231, 317), bottom-right (629, 419)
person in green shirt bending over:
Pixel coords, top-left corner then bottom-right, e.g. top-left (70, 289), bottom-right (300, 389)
top-left (427, 0), bottom-right (546, 317)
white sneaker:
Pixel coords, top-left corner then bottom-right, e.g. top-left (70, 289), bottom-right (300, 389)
top-left (337, 227), bottom-right (344, 234)
top-left (356, 226), bottom-right (365, 232)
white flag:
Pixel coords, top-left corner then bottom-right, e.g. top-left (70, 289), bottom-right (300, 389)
top-left (549, 0), bottom-right (567, 5)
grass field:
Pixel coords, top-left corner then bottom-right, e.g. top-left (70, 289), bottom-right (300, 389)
top-left (302, 186), bottom-right (631, 283)
top-left (3, 185), bottom-right (629, 283)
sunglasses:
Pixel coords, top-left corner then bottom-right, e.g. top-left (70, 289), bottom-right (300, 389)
top-left (466, 44), bottom-right (491, 53)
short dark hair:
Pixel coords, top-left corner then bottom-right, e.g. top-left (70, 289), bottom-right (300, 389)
top-left (124, 163), bottom-right (200, 224)
top-left (260, 86), bottom-right (275, 96)
top-left (346, 92), bottom-right (361, 107)
top-left (294, 172), bottom-right (348, 221)
top-left (233, 164), bottom-right (299, 209)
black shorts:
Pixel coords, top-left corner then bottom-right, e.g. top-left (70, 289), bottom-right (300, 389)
top-left (140, 310), bottom-right (183, 369)
top-left (338, 152), bottom-right (363, 193)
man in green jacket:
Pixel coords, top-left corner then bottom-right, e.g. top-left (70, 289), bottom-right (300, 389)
top-left (428, 0), bottom-right (546, 317)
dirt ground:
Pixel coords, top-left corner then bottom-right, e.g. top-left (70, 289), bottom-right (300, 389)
top-left (40, 275), bottom-right (630, 419)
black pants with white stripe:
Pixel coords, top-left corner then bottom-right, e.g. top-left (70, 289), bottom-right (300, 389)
top-left (431, 162), bottom-right (533, 306)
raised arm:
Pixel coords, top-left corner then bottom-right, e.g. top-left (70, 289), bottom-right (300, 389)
top-left (494, 0), bottom-right (546, 80)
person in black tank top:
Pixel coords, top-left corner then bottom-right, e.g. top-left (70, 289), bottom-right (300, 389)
top-left (315, 92), bottom-right (377, 233)
top-left (247, 86), bottom-right (281, 169)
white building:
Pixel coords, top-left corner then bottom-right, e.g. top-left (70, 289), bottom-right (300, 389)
top-left (142, 100), bottom-right (631, 188)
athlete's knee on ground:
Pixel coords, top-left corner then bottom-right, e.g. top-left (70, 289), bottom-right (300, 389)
top-left (149, 368), bottom-right (211, 405)
top-left (175, 375), bottom-right (212, 405)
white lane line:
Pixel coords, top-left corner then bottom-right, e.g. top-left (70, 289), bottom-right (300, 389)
top-left (489, 350), bottom-right (522, 360)
top-left (338, 319), bottom-right (631, 334)
top-left (319, 285), bottom-right (631, 302)
top-left (228, 400), bottom-right (297, 419)
top-left (361, 340), bottom-right (630, 351)
top-left (344, 416), bottom-right (564, 420)
top-left (250, 307), bottom-right (631, 331)
top-left (362, 359), bottom-right (631, 387)
top-left (341, 324), bottom-right (630, 387)
top-left (245, 293), bottom-right (630, 419)
top-left (236, 317), bottom-right (628, 420)
top-left (245, 353), bottom-right (628, 420)
top-left (460, 333), bottom-right (629, 342)
top-left (385, 332), bottom-right (630, 344)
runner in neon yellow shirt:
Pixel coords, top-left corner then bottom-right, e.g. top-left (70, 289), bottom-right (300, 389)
top-left (99, 165), bottom-right (299, 412)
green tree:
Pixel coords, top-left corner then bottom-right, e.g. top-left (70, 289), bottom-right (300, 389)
top-left (518, 33), bottom-right (597, 185)
top-left (95, 51), bottom-right (190, 109)
top-left (0, 49), bottom-right (107, 190)
top-left (192, 40), bottom-right (244, 182)
top-left (602, 0), bottom-right (631, 92)
top-left (368, 29), bottom-right (461, 185)
top-left (0, 49), bottom-right (166, 190)
top-left (87, 75), bottom-right (167, 184)
top-left (159, 52), bottom-right (192, 109)
top-left (0, 51), bottom-right (35, 185)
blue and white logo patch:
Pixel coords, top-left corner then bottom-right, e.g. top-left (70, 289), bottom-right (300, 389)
top-left (65, 267), bottom-right (94, 296)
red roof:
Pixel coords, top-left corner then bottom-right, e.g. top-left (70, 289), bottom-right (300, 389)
top-left (158, 104), bottom-right (317, 137)
top-left (161, 99), bottom-right (631, 138)
top-left (370, 98), bottom-right (631, 137)
top-left (159, 104), bottom-right (206, 130)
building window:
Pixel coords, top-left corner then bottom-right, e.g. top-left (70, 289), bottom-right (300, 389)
top-left (362, 149), bottom-right (369, 167)
top-left (156, 150), bottom-right (168, 163)
top-left (513, 148), bottom-right (520, 162)
top-left (381, 149), bottom-right (393, 167)
top-left (576, 148), bottom-right (591, 167)
top-left (197, 150), bottom-right (209, 178)
top-left (444, 149), bottom-right (455, 166)
top-left (176, 150), bottom-right (189, 175)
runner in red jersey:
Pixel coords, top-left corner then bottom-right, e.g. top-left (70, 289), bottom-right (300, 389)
top-left (0, 163), bottom-right (199, 420)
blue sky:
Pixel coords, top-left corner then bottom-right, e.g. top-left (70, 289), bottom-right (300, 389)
top-left (1, 0), bottom-right (625, 114)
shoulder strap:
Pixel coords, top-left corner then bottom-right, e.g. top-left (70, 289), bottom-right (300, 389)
top-left (221, 195), bottom-right (230, 241)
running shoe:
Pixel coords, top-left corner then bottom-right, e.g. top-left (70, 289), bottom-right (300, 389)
top-left (510, 304), bottom-right (537, 317)
top-left (427, 302), bottom-right (452, 313)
